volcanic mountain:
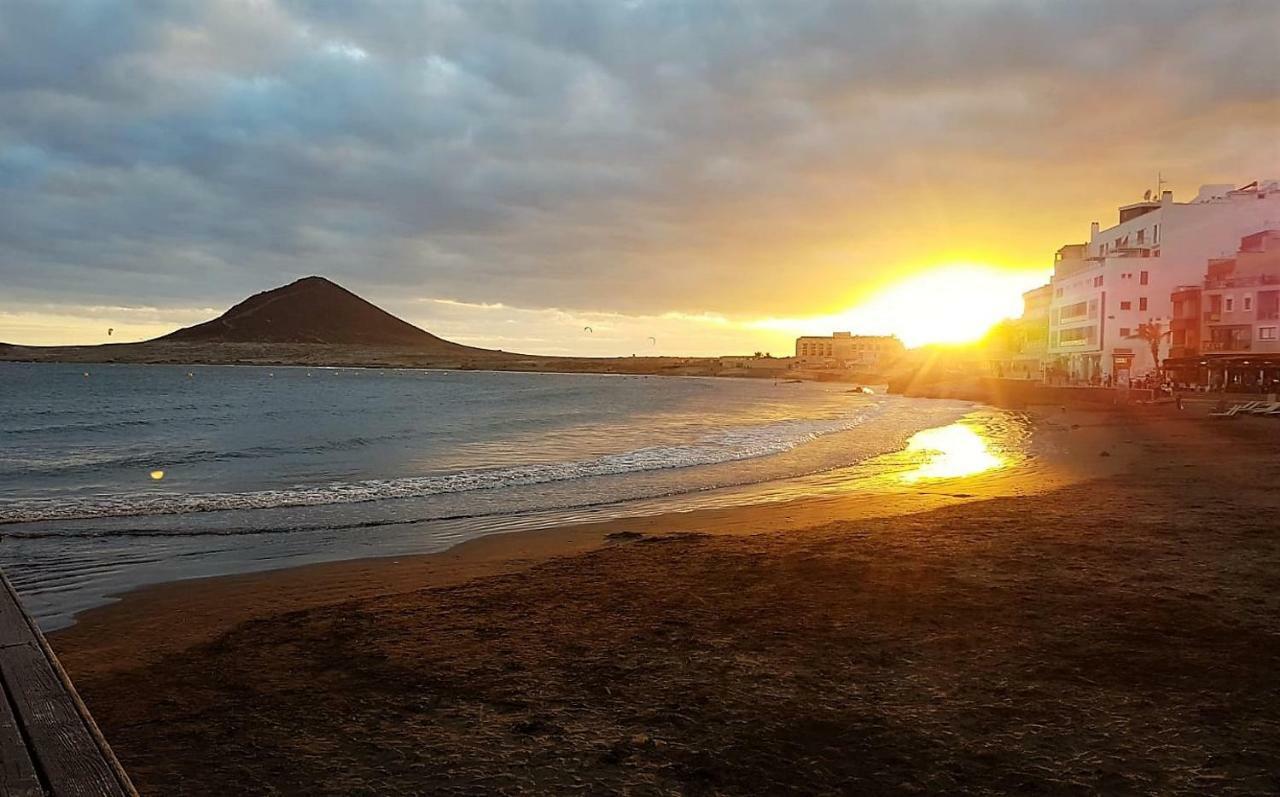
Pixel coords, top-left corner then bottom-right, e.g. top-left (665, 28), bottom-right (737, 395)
top-left (158, 276), bottom-right (470, 350)
top-left (2, 276), bottom-right (719, 374)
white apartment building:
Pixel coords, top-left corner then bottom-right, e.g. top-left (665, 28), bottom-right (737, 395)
top-left (1047, 181), bottom-right (1280, 383)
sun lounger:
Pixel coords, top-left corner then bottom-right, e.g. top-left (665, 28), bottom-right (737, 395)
top-left (1208, 402), bottom-right (1255, 418)
top-left (1245, 402), bottom-right (1280, 415)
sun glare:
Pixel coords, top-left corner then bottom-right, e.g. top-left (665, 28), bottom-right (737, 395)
top-left (900, 423), bottom-right (1005, 482)
top-left (831, 263), bottom-right (1047, 348)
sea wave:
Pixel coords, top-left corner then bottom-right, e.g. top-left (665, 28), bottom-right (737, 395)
top-left (0, 433), bottom-right (409, 476)
top-left (0, 410), bottom-right (878, 526)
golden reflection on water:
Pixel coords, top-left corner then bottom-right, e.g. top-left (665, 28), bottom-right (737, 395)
top-left (899, 423), bottom-right (1005, 482)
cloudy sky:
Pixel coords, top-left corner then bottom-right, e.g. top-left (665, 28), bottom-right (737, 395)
top-left (2, 0), bottom-right (1277, 353)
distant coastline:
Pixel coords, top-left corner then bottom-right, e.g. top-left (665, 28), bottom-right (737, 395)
top-left (0, 341), bottom-right (880, 382)
top-left (0, 275), bottom-right (888, 383)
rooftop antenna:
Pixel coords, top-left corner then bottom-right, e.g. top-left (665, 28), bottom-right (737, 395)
top-left (1156, 171), bottom-right (1167, 197)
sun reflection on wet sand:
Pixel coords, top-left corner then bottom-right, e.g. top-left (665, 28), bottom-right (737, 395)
top-left (900, 423), bottom-right (1006, 482)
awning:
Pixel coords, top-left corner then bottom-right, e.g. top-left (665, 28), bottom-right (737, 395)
top-left (1164, 354), bottom-right (1280, 369)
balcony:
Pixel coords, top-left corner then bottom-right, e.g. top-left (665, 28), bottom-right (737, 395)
top-left (1203, 311), bottom-right (1221, 322)
top-left (1204, 274), bottom-right (1280, 290)
top-left (1205, 340), bottom-right (1251, 352)
top-left (1259, 310), bottom-right (1280, 321)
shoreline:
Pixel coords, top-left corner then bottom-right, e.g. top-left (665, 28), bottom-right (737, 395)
top-left (0, 344), bottom-right (876, 383)
top-left (50, 405), bottom-right (1280, 794)
top-left (50, 405), bottom-right (1131, 679)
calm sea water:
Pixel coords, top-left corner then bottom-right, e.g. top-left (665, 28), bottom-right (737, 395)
top-left (0, 362), bottom-right (1006, 628)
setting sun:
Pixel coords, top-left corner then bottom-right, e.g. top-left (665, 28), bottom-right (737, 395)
top-left (829, 263), bottom-right (1049, 348)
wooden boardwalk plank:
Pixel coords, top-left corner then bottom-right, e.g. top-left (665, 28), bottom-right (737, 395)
top-left (0, 679), bottom-right (43, 797)
top-left (0, 644), bottom-right (127, 796)
top-left (0, 572), bottom-right (136, 797)
top-left (0, 578), bottom-right (34, 647)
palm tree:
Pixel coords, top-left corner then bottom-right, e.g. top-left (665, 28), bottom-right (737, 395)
top-left (1128, 321), bottom-right (1169, 380)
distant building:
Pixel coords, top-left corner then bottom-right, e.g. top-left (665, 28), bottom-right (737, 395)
top-left (1009, 284), bottom-right (1052, 379)
top-left (795, 332), bottom-right (905, 369)
top-left (1044, 180), bottom-right (1280, 384)
top-left (1165, 229), bottom-right (1280, 390)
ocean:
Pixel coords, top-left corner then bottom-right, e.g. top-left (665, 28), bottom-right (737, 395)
top-left (0, 362), bottom-right (1022, 628)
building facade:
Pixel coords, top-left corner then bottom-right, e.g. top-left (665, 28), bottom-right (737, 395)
top-left (1166, 229), bottom-right (1280, 390)
top-left (1010, 283), bottom-right (1052, 379)
top-left (794, 332), bottom-right (905, 369)
top-left (1046, 181), bottom-right (1280, 384)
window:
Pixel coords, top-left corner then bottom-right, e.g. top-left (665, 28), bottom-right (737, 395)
top-left (1261, 327), bottom-right (1278, 341)
top-left (1226, 297), bottom-right (1234, 312)
top-left (1139, 297), bottom-right (1148, 311)
top-left (1244, 296), bottom-right (1253, 311)
top-left (1139, 271), bottom-right (1148, 285)
top-left (1058, 301), bottom-right (1089, 322)
top-left (1120, 301), bottom-right (1132, 310)
top-left (1119, 328), bottom-right (1131, 337)
top-left (1153, 224), bottom-right (1160, 244)
top-left (1093, 275), bottom-right (1103, 287)
top-left (1058, 326), bottom-right (1092, 345)
top-left (1136, 229), bottom-right (1145, 244)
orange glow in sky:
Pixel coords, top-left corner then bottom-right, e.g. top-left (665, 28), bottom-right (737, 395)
top-left (836, 263), bottom-right (1049, 347)
top-left (756, 262), bottom-right (1050, 349)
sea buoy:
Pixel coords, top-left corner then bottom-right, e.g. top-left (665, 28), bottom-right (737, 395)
top-left (149, 470), bottom-right (165, 480)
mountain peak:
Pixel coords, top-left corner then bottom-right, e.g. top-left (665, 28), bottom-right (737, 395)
top-left (157, 277), bottom-right (463, 349)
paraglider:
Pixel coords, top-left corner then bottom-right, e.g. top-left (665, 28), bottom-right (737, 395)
top-left (647, 336), bottom-right (656, 346)
top-left (107, 328), bottom-right (113, 337)
top-left (583, 326), bottom-right (593, 333)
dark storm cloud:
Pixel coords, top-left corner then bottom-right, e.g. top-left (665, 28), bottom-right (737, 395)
top-left (1, 0), bottom-right (1277, 317)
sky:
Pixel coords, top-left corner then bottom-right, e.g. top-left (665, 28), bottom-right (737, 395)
top-left (2, 0), bottom-right (1278, 354)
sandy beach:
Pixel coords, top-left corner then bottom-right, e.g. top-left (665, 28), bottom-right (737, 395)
top-left (50, 406), bottom-right (1280, 795)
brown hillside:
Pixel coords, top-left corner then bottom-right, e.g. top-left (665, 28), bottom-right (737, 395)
top-left (157, 276), bottom-right (468, 349)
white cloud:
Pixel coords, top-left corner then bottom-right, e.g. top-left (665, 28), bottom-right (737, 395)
top-left (1, 0), bottom-right (1276, 351)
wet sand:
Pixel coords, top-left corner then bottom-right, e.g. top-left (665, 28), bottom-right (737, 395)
top-left (52, 407), bottom-right (1280, 795)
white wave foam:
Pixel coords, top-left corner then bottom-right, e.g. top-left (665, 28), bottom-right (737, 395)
top-left (0, 411), bottom-right (878, 525)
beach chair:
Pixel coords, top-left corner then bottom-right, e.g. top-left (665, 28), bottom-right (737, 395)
top-left (1207, 402), bottom-right (1254, 418)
